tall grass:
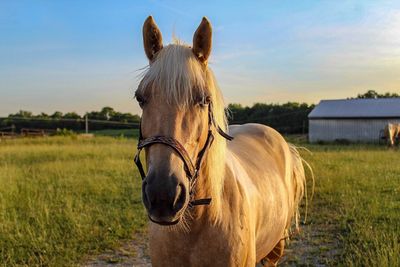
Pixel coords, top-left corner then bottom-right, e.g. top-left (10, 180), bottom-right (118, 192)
top-left (301, 144), bottom-right (400, 266)
top-left (0, 137), bottom-right (146, 266)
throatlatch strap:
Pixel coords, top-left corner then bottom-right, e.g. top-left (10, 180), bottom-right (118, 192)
top-left (190, 198), bottom-right (212, 206)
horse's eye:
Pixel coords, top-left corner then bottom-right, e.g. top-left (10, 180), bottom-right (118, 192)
top-left (135, 94), bottom-right (146, 108)
top-left (199, 95), bottom-right (211, 107)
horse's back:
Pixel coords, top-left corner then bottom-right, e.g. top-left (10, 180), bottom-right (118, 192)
top-left (228, 123), bottom-right (285, 143)
top-left (228, 123), bottom-right (290, 176)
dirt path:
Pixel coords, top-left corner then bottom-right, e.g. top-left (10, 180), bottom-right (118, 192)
top-left (83, 233), bottom-right (151, 267)
top-left (280, 222), bottom-right (341, 266)
top-left (83, 222), bottom-right (341, 267)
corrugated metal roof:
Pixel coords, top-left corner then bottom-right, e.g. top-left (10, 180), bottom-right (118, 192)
top-left (308, 98), bottom-right (400, 118)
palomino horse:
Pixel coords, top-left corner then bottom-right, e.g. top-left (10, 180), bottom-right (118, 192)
top-left (134, 16), bottom-right (307, 267)
top-left (384, 123), bottom-right (400, 147)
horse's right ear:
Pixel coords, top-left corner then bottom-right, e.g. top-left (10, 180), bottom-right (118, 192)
top-left (143, 16), bottom-right (163, 62)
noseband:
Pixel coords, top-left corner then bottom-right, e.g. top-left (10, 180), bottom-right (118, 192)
top-left (134, 101), bottom-right (233, 212)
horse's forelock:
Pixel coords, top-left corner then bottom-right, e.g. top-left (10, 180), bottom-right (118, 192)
top-left (138, 43), bottom-right (207, 108)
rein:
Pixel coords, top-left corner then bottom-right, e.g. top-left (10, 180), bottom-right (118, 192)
top-left (134, 101), bottom-right (233, 209)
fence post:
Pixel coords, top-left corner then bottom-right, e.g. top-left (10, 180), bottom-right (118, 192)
top-left (85, 114), bottom-right (89, 134)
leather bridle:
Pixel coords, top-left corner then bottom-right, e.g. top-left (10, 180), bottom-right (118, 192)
top-left (134, 101), bottom-right (233, 218)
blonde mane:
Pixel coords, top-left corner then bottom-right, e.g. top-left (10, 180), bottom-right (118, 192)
top-left (138, 42), bottom-right (228, 223)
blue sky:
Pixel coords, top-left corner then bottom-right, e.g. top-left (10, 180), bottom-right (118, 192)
top-left (1, 0), bottom-right (399, 116)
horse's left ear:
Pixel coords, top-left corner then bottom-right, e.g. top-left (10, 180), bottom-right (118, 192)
top-left (192, 17), bottom-right (212, 64)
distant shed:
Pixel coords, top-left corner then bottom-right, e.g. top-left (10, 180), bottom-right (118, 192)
top-left (308, 98), bottom-right (400, 143)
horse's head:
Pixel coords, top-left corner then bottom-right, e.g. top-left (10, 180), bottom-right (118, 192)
top-left (135, 16), bottom-right (217, 225)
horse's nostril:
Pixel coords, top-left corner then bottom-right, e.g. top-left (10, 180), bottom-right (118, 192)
top-left (172, 184), bottom-right (187, 212)
top-left (172, 184), bottom-right (182, 207)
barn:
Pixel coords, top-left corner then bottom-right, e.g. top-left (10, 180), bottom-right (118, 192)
top-left (308, 98), bottom-right (400, 143)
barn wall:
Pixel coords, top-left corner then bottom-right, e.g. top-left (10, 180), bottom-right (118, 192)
top-left (309, 119), bottom-right (400, 143)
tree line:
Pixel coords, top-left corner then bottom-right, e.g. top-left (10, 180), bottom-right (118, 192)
top-left (1, 90), bottom-right (398, 134)
top-left (7, 107), bottom-right (140, 122)
top-left (227, 102), bottom-right (314, 134)
top-left (354, 90), bottom-right (399, 99)
top-left (0, 107), bottom-right (140, 132)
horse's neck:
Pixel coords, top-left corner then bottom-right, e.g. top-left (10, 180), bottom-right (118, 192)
top-left (188, 157), bottom-right (245, 236)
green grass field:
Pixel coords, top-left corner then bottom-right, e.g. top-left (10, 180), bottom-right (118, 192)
top-left (0, 136), bottom-right (399, 266)
top-left (299, 143), bottom-right (400, 266)
top-left (0, 137), bottom-right (146, 266)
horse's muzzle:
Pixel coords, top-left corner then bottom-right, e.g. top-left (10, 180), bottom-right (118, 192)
top-left (142, 174), bottom-right (188, 225)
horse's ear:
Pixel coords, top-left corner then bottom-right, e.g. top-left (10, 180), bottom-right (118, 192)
top-left (143, 16), bottom-right (163, 62)
top-left (192, 17), bottom-right (212, 63)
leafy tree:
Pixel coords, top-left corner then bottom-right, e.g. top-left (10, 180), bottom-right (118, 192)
top-left (63, 112), bottom-right (81, 119)
top-left (227, 103), bottom-right (243, 110)
top-left (37, 112), bottom-right (49, 118)
top-left (9, 110), bottom-right (33, 118)
top-left (357, 90), bottom-right (399, 99)
top-left (381, 92), bottom-right (399, 98)
top-left (50, 111), bottom-right (63, 119)
top-left (100, 107), bottom-right (115, 120)
top-left (111, 112), bottom-right (140, 123)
